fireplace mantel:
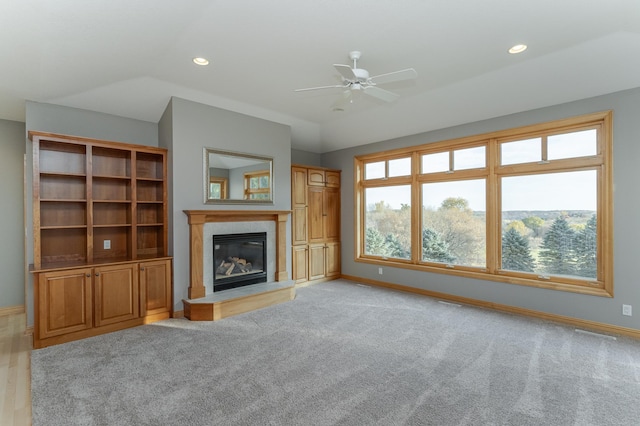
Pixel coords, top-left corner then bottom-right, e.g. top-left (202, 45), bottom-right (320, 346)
top-left (183, 210), bottom-right (291, 299)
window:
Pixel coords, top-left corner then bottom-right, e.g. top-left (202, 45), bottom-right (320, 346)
top-left (422, 179), bottom-right (486, 267)
top-left (364, 185), bottom-right (412, 260)
top-left (361, 156), bottom-right (413, 261)
top-left (244, 170), bottom-right (270, 200)
top-left (355, 111), bottom-right (613, 296)
top-left (209, 177), bottom-right (228, 200)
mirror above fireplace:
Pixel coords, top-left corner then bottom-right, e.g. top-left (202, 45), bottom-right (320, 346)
top-left (203, 147), bottom-right (273, 204)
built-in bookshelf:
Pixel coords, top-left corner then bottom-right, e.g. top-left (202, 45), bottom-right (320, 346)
top-left (29, 131), bottom-right (172, 348)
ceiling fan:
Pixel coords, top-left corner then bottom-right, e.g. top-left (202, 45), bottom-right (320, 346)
top-left (295, 51), bottom-right (417, 110)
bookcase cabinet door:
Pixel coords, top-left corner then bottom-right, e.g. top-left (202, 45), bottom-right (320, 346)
top-left (140, 259), bottom-right (172, 316)
top-left (37, 268), bottom-right (93, 339)
top-left (94, 264), bottom-right (139, 327)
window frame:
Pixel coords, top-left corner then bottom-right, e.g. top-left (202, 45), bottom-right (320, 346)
top-left (244, 170), bottom-right (271, 200)
top-left (354, 111), bottom-right (613, 297)
top-left (209, 177), bottom-right (228, 200)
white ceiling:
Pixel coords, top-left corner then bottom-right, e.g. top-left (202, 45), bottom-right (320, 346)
top-left (2, 0), bottom-right (640, 153)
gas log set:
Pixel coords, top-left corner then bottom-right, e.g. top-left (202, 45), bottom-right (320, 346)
top-left (216, 256), bottom-right (253, 277)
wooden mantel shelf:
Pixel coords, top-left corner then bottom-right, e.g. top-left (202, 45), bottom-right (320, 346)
top-left (184, 209), bottom-right (291, 225)
top-left (183, 210), bottom-right (291, 300)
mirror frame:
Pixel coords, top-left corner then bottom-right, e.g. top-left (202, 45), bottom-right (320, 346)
top-left (203, 147), bottom-right (274, 204)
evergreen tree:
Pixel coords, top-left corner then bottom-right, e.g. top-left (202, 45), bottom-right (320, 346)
top-left (422, 228), bottom-right (455, 263)
top-left (385, 233), bottom-right (409, 259)
top-left (539, 215), bottom-right (577, 275)
top-left (502, 227), bottom-right (535, 272)
top-left (365, 227), bottom-right (389, 257)
top-left (575, 214), bottom-right (597, 278)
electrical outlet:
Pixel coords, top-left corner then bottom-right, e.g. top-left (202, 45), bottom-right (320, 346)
top-left (103, 240), bottom-right (111, 250)
top-left (378, 267), bottom-right (383, 275)
top-left (622, 304), bottom-right (632, 316)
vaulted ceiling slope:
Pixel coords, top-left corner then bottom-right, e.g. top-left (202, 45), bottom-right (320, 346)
top-left (2, 1), bottom-right (640, 153)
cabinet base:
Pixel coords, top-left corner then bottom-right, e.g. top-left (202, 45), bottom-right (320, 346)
top-left (33, 312), bottom-right (171, 349)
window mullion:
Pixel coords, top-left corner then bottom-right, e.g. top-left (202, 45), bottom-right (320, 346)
top-left (411, 151), bottom-right (421, 264)
top-left (486, 139), bottom-right (498, 274)
top-left (541, 135), bottom-right (548, 162)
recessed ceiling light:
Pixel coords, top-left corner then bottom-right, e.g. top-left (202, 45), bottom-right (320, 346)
top-left (508, 44), bottom-right (527, 54)
top-left (193, 57), bottom-right (209, 66)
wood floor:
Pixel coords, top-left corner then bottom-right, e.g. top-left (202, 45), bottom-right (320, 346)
top-left (0, 313), bottom-right (32, 425)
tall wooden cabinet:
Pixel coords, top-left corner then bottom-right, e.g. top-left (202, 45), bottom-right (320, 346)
top-left (291, 165), bottom-right (341, 284)
top-left (29, 132), bottom-right (172, 348)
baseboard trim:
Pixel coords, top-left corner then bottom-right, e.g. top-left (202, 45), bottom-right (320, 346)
top-left (172, 310), bottom-right (185, 319)
top-left (0, 305), bottom-right (24, 317)
top-left (341, 274), bottom-right (640, 340)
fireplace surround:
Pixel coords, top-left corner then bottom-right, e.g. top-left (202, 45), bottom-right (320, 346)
top-left (182, 210), bottom-right (293, 321)
top-left (183, 210), bottom-right (290, 299)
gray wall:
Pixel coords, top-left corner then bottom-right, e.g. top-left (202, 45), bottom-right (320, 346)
top-left (24, 102), bottom-right (158, 325)
top-left (159, 97), bottom-right (292, 309)
top-left (322, 87), bottom-right (640, 332)
top-left (291, 148), bottom-right (322, 167)
top-left (0, 119), bottom-right (26, 309)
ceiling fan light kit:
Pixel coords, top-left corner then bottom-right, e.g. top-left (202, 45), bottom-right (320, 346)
top-left (295, 50), bottom-right (417, 110)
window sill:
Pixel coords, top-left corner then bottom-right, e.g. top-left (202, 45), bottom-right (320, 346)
top-left (355, 256), bottom-right (613, 298)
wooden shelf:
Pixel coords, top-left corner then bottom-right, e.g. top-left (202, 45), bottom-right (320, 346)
top-left (40, 225), bottom-right (88, 230)
top-left (40, 171), bottom-right (86, 178)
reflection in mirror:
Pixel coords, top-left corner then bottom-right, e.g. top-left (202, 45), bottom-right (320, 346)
top-left (204, 148), bottom-right (273, 204)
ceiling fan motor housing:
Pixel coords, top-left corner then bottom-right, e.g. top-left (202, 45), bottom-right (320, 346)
top-left (351, 68), bottom-right (370, 82)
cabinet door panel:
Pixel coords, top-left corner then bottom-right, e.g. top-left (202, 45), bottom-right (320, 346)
top-left (325, 171), bottom-right (341, 188)
top-left (309, 244), bottom-right (326, 280)
top-left (292, 246), bottom-right (308, 283)
top-left (38, 268), bottom-right (93, 339)
top-left (326, 242), bottom-right (341, 277)
top-left (292, 206), bottom-right (308, 245)
top-left (324, 187), bottom-right (340, 241)
top-left (292, 167), bottom-right (307, 205)
top-left (307, 169), bottom-right (326, 186)
top-left (140, 259), bottom-right (172, 316)
top-left (308, 187), bottom-right (325, 242)
top-left (94, 264), bottom-right (139, 327)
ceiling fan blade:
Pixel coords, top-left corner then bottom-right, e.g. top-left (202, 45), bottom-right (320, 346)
top-left (294, 84), bottom-right (345, 92)
top-left (369, 68), bottom-right (417, 85)
top-left (334, 64), bottom-right (357, 81)
top-left (331, 90), bottom-right (353, 110)
top-left (363, 86), bottom-right (400, 102)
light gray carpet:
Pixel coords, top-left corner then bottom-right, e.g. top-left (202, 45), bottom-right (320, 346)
top-left (32, 280), bottom-right (640, 425)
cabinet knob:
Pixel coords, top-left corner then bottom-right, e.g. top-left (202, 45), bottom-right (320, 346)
top-left (140, 267), bottom-right (145, 271)
top-left (95, 272), bottom-right (100, 277)
top-left (86, 273), bottom-right (91, 277)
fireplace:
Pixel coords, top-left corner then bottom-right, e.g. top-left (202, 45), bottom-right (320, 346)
top-left (213, 232), bottom-right (267, 292)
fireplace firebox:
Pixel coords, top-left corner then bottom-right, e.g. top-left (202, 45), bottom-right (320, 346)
top-left (213, 232), bottom-right (267, 292)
